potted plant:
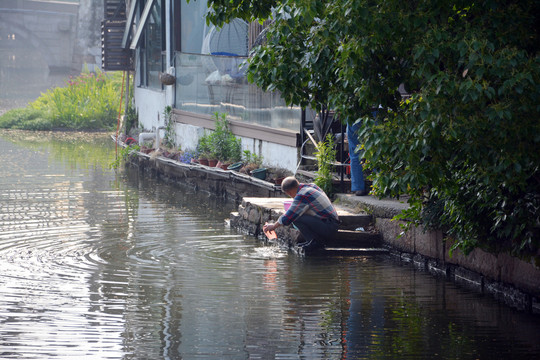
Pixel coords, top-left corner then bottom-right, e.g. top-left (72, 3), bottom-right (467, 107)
top-left (208, 112), bottom-right (242, 168)
top-left (314, 133), bottom-right (337, 195)
top-left (208, 141), bottom-right (219, 167)
top-left (196, 133), bottom-right (211, 166)
top-left (268, 167), bottom-right (292, 185)
top-left (240, 150), bottom-right (266, 178)
top-left (222, 134), bottom-right (242, 169)
top-left (179, 148), bottom-right (198, 164)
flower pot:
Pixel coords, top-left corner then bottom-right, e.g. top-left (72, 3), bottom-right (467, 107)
top-left (274, 177), bottom-right (285, 185)
top-left (198, 158), bottom-right (209, 166)
top-left (227, 162), bottom-right (243, 171)
top-left (251, 168), bottom-right (267, 180)
top-left (219, 162), bottom-right (230, 170)
top-left (208, 159), bottom-right (218, 167)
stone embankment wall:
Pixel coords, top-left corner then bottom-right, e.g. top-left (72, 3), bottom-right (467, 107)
top-left (122, 146), bottom-right (540, 314)
top-left (335, 194), bottom-right (540, 314)
top-left (230, 197), bottom-right (300, 247)
top-left (126, 151), bottom-right (283, 203)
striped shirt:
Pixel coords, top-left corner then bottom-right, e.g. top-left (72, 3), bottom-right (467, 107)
top-left (278, 183), bottom-right (339, 226)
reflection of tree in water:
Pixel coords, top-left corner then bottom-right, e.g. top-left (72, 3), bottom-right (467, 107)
top-left (368, 293), bottom-right (476, 359)
top-left (1, 131), bottom-right (114, 171)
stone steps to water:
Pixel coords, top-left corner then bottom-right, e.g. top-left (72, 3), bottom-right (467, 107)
top-left (323, 225), bottom-right (388, 255)
top-left (323, 247), bottom-right (389, 255)
top-left (332, 229), bottom-right (382, 247)
top-left (231, 197), bottom-right (388, 255)
top-left (338, 213), bottom-right (373, 230)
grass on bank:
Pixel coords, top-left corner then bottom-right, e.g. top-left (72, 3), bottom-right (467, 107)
top-left (0, 69), bottom-right (123, 131)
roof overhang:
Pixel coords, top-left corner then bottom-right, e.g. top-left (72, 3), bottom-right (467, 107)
top-left (121, 0), bottom-right (138, 48)
top-left (121, 0), bottom-right (156, 50)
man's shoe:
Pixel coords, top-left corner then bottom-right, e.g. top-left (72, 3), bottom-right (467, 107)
top-left (355, 190), bottom-right (368, 196)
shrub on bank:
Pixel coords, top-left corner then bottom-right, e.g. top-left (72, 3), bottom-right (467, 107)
top-left (0, 108), bottom-right (52, 131)
top-left (0, 69), bottom-right (123, 131)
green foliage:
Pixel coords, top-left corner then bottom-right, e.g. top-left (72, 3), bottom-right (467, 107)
top-left (196, 133), bottom-right (212, 158)
top-left (202, 0), bottom-right (277, 26)
top-left (352, 1), bottom-right (540, 256)
top-left (28, 68), bottom-right (122, 130)
top-left (210, 0), bottom-right (540, 256)
top-left (242, 150), bottom-right (263, 167)
top-left (0, 108), bottom-right (52, 130)
top-left (162, 106), bottom-right (176, 148)
top-left (207, 112), bottom-right (242, 162)
top-left (246, 1), bottom-right (339, 116)
top-left (110, 143), bottom-right (140, 169)
top-left (124, 75), bottom-right (138, 134)
top-left (227, 135), bottom-right (242, 162)
top-left (314, 134), bottom-right (337, 196)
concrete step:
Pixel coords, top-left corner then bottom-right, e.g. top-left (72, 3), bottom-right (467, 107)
top-left (330, 229), bottom-right (382, 248)
top-left (338, 213), bottom-right (373, 230)
top-left (323, 247), bottom-right (389, 255)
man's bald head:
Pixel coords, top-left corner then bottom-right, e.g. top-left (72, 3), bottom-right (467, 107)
top-left (281, 176), bottom-right (299, 193)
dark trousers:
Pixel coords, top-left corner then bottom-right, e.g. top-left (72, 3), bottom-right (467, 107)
top-left (293, 215), bottom-right (339, 245)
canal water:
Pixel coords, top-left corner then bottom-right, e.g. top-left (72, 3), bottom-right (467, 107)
top-left (0, 131), bottom-right (539, 359)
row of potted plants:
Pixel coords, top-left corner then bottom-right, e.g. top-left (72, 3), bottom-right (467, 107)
top-left (121, 112), bottom-right (288, 181)
top-left (193, 113), bottom-right (268, 179)
top-left (195, 112), bottom-right (240, 168)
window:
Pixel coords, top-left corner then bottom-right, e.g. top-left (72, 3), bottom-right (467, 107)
top-left (172, 1), bottom-right (301, 132)
top-left (139, 0), bottom-right (164, 89)
top-left (174, 52), bottom-right (300, 132)
top-left (174, 0), bottom-right (208, 54)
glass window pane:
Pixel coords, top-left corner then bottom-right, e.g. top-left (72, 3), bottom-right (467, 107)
top-left (180, 0), bottom-right (208, 54)
top-left (174, 52), bottom-right (300, 131)
top-left (146, 0), bottom-right (163, 89)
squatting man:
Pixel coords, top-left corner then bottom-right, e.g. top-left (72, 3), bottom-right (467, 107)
top-left (263, 176), bottom-right (339, 251)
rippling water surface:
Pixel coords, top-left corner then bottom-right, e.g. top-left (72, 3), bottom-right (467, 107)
top-left (0, 131), bottom-right (539, 359)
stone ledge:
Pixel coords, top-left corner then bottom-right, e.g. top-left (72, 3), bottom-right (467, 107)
top-left (334, 193), bottom-right (410, 219)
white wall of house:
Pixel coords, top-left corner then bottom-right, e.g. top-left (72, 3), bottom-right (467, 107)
top-left (171, 122), bottom-right (298, 172)
top-left (241, 137), bottom-right (298, 172)
top-left (173, 122), bottom-right (204, 150)
top-left (134, 86), bottom-right (167, 131)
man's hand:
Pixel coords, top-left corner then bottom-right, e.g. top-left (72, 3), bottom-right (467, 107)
top-left (263, 222), bottom-right (279, 232)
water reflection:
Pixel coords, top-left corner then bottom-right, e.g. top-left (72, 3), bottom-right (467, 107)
top-left (0, 131), bottom-right (539, 359)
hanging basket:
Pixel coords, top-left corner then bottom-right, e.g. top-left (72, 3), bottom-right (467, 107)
top-left (159, 72), bottom-right (176, 86)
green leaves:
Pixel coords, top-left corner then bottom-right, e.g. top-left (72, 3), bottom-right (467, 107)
top-left (210, 0), bottom-right (540, 257)
top-left (314, 133), bottom-right (337, 195)
top-left (2, 69), bottom-right (123, 131)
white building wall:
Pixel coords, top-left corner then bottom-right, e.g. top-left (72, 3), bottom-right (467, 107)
top-left (241, 137), bottom-right (298, 172)
top-left (173, 122), bottom-right (204, 150)
top-left (134, 86), bottom-right (167, 131)
top-left (171, 122), bottom-right (298, 172)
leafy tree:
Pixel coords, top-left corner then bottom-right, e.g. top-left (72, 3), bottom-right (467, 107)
top-left (205, 0), bottom-right (540, 257)
top-left (205, 0), bottom-right (276, 26)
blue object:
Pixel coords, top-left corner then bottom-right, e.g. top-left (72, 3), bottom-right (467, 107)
top-left (347, 122), bottom-right (365, 192)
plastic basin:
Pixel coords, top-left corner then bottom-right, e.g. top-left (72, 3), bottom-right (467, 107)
top-left (283, 200), bottom-right (293, 211)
